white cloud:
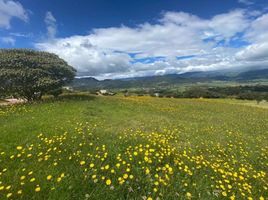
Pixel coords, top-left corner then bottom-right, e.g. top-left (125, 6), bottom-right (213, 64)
top-left (236, 42), bottom-right (268, 61)
top-left (36, 9), bottom-right (268, 79)
top-left (208, 10), bottom-right (249, 40)
top-left (0, 0), bottom-right (28, 29)
top-left (1, 36), bottom-right (15, 45)
top-left (45, 11), bottom-right (57, 38)
top-left (235, 13), bottom-right (268, 64)
top-left (244, 13), bottom-right (268, 43)
top-left (10, 32), bottom-right (33, 38)
top-left (238, 0), bottom-right (254, 5)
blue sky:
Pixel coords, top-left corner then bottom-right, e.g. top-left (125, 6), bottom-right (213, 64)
top-left (1, 0), bottom-right (268, 79)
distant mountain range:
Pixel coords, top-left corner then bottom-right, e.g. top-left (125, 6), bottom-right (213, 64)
top-left (70, 68), bottom-right (268, 90)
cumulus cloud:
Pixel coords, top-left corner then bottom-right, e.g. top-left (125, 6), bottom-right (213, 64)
top-left (235, 13), bottom-right (268, 63)
top-left (244, 13), bottom-right (268, 43)
top-left (45, 11), bottom-right (57, 39)
top-left (0, 0), bottom-right (28, 29)
top-left (36, 9), bottom-right (268, 79)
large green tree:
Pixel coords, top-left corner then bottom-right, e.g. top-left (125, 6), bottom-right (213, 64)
top-left (0, 49), bottom-right (76, 101)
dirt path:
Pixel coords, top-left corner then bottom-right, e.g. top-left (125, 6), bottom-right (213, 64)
top-left (0, 98), bottom-right (25, 106)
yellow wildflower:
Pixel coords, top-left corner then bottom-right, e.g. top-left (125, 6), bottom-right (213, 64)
top-left (80, 161), bottom-right (86, 165)
top-left (7, 193), bottom-right (12, 198)
top-left (222, 191), bottom-right (227, 197)
top-left (35, 186), bottom-right (41, 192)
top-left (186, 192), bottom-right (192, 198)
top-left (47, 175), bottom-right (52, 180)
top-left (30, 178), bottom-right (35, 182)
top-left (106, 179), bottom-right (112, 186)
top-left (16, 146), bottom-right (23, 150)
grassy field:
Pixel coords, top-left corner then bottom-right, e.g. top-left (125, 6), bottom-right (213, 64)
top-left (0, 95), bottom-right (268, 200)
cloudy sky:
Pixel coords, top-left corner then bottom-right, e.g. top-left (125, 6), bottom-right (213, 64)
top-left (0, 0), bottom-right (268, 79)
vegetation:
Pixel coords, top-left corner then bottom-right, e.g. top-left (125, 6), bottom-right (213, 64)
top-left (70, 69), bottom-right (268, 103)
top-left (70, 69), bottom-right (268, 90)
top-left (124, 85), bottom-right (268, 102)
top-left (0, 95), bottom-right (267, 199)
top-left (0, 49), bottom-right (76, 101)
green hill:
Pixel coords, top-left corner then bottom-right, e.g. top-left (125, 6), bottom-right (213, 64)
top-left (71, 68), bottom-right (268, 90)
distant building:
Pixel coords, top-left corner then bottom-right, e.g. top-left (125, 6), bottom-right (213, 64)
top-left (154, 93), bottom-right (160, 97)
top-left (63, 86), bottom-right (74, 91)
top-left (99, 90), bottom-right (107, 94)
top-left (97, 89), bottom-right (116, 96)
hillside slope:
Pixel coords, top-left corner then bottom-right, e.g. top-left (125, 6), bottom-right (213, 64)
top-left (71, 68), bottom-right (268, 89)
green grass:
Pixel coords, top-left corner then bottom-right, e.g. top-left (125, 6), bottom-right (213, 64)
top-left (0, 95), bottom-right (268, 200)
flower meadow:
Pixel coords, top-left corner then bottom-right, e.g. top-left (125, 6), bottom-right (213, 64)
top-left (0, 96), bottom-right (268, 199)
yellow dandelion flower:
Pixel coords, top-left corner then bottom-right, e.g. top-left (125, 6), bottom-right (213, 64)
top-left (80, 161), bottom-right (86, 165)
top-left (16, 146), bottom-right (23, 150)
top-left (30, 178), bottom-right (35, 182)
top-left (7, 193), bottom-right (12, 198)
top-left (230, 195), bottom-right (235, 200)
top-left (123, 174), bottom-right (128, 179)
top-left (92, 174), bottom-right (97, 179)
top-left (6, 185), bottom-right (11, 190)
top-left (35, 186), bottom-right (41, 192)
top-left (105, 165), bottom-right (109, 170)
top-left (186, 192), bottom-right (192, 198)
top-left (144, 156), bottom-right (149, 162)
top-left (47, 175), bottom-right (52, 180)
top-left (106, 179), bottom-right (112, 186)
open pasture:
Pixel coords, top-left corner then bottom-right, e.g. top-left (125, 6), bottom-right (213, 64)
top-left (0, 95), bottom-right (267, 200)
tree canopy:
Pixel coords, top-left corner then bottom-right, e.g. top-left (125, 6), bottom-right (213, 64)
top-left (0, 49), bottom-right (76, 101)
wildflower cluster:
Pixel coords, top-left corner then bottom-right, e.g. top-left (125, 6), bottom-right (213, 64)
top-left (0, 121), bottom-right (267, 200)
